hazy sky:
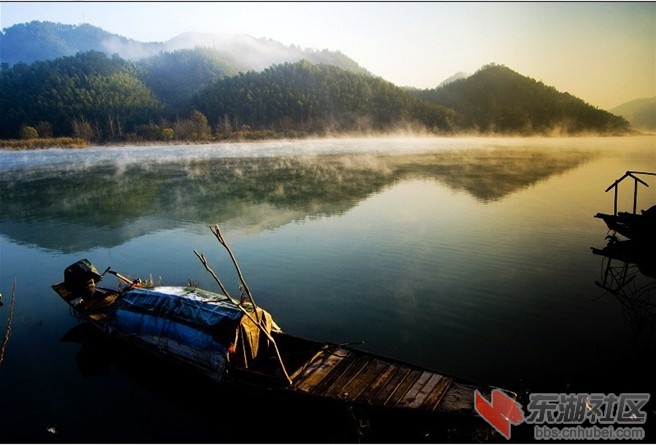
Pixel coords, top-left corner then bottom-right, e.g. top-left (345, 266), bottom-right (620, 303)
top-left (1, 2), bottom-right (654, 109)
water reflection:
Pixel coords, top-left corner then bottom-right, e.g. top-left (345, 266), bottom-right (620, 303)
top-left (592, 238), bottom-right (656, 347)
top-left (59, 322), bottom-right (489, 443)
top-left (56, 322), bottom-right (358, 442)
top-left (0, 147), bottom-right (593, 252)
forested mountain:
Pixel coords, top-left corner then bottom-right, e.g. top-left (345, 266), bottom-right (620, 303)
top-left (139, 48), bottom-right (243, 112)
top-left (611, 97), bottom-right (656, 132)
top-left (0, 21), bottom-right (633, 142)
top-left (414, 64), bottom-right (630, 135)
top-left (192, 61), bottom-right (458, 134)
top-left (0, 51), bottom-right (163, 140)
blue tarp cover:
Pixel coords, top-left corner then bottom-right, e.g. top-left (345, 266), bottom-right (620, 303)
top-left (110, 286), bottom-right (244, 351)
top-left (113, 309), bottom-right (228, 353)
top-left (108, 286), bottom-right (274, 367)
top-left (118, 286), bottom-right (243, 326)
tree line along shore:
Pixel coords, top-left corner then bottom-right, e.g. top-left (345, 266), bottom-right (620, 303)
top-left (1, 50), bottom-right (632, 148)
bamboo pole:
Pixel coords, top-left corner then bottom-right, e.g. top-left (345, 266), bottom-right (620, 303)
top-left (604, 171), bottom-right (651, 216)
top-left (209, 225), bottom-right (259, 318)
top-left (194, 239), bottom-right (292, 385)
top-left (0, 279), bottom-right (16, 365)
top-left (633, 177), bottom-right (639, 215)
top-left (193, 250), bottom-right (234, 302)
top-left (629, 171), bottom-right (656, 178)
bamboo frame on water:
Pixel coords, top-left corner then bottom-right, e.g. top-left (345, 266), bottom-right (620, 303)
top-left (604, 171), bottom-right (654, 215)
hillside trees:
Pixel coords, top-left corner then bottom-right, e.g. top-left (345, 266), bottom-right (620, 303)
top-left (139, 48), bottom-right (243, 113)
top-left (415, 64), bottom-right (630, 135)
top-left (0, 51), bottom-right (162, 140)
top-left (172, 110), bottom-right (212, 141)
top-left (20, 126), bottom-right (38, 139)
top-left (0, 50), bottom-right (633, 143)
top-left (192, 60), bottom-right (458, 134)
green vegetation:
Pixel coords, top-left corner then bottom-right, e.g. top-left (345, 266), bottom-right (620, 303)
top-left (1, 51), bottom-right (162, 142)
top-left (0, 38), bottom-right (633, 146)
top-left (413, 64), bottom-right (630, 135)
top-left (0, 137), bottom-right (88, 150)
top-left (20, 126), bottom-right (38, 139)
top-left (192, 60), bottom-right (458, 136)
top-left (139, 48), bottom-right (242, 112)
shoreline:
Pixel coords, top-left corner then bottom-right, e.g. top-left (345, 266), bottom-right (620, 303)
top-left (1, 130), bottom-right (651, 151)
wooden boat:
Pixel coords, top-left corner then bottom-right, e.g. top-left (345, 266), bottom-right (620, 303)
top-left (594, 171), bottom-right (656, 243)
top-left (51, 226), bottom-right (517, 433)
top-left (595, 206), bottom-right (656, 242)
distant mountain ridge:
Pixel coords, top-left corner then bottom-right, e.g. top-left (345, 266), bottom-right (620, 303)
top-left (0, 20), bottom-right (369, 75)
top-left (0, 21), bottom-right (633, 141)
top-left (611, 97), bottom-right (656, 132)
top-left (0, 21), bottom-right (159, 64)
top-left (413, 64), bottom-right (629, 135)
top-left (438, 71), bottom-right (469, 87)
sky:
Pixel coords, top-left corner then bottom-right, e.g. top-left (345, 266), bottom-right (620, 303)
top-left (1, 1), bottom-right (654, 110)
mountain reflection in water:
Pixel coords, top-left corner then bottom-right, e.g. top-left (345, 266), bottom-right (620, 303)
top-left (0, 147), bottom-right (593, 252)
top-left (2, 136), bottom-right (656, 442)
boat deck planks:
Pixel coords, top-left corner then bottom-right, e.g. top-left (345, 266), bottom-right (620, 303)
top-left (386, 369), bottom-right (422, 405)
top-left (417, 374), bottom-right (453, 410)
top-left (324, 355), bottom-right (372, 397)
top-left (339, 358), bottom-right (389, 399)
top-left (291, 346), bottom-right (456, 412)
top-left (293, 348), bottom-right (350, 392)
top-left (402, 371), bottom-right (435, 408)
top-left (437, 382), bottom-right (487, 413)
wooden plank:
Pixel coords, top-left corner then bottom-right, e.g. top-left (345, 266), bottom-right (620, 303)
top-left (293, 348), bottom-right (350, 392)
top-left (371, 367), bottom-right (411, 403)
top-left (406, 373), bottom-right (444, 408)
top-left (323, 356), bottom-right (372, 398)
top-left (396, 371), bottom-right (433, 408)
top-left (289, 350), bottom-right (324, 381)
top-left (339, 358), bottom-right (389, 400)
top-left (435, 382), bottom-right (478, 413)
top-left (355, 363), bottom-right (397, 402)
top-left (307, 351), bottom-right (360, 395)
top-left (385, 369), bottom-right (422, 406)
top-left (423, 375), bottom-right (453, 411)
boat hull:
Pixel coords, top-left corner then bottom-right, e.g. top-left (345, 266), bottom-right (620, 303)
top-left (52, 262), bottom-right (517, 431)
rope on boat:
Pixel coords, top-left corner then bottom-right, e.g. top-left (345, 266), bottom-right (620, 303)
top-left (0, 279), bottom-right (16, 365)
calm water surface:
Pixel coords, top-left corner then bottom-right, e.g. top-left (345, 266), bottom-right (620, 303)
top-left (1, 136), bottom-right (655, 442)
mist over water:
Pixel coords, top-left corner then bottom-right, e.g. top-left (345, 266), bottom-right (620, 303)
top-left (0, 135), bottom-right (655, 442)
top-left (0, 135), bottom-right (630, 173)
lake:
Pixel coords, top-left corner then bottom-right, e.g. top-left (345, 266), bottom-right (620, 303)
top-left (1, 135), bottom-right (655, 442)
